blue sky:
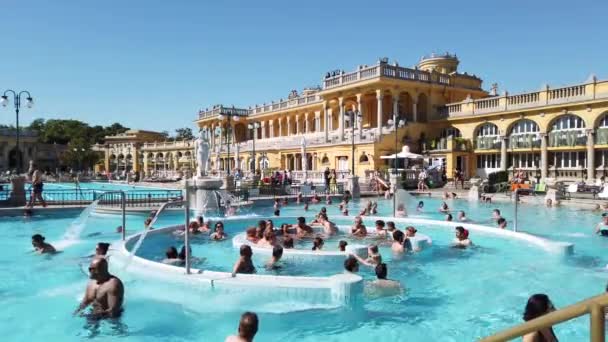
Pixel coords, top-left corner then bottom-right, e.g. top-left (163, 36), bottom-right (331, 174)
top-left (1, 0), bottom-right (606, 133)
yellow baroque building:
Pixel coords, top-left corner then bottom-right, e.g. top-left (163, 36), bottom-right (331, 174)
top-left (195, 53), bottom-right (608, 184)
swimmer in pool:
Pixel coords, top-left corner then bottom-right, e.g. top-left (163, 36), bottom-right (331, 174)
top-left (266, 245), bottom-right (283, 270)
top-left (457, 210), bottom-right (469, 222)
top-left (317, 213), bottom-right (338, 236)
top-left (226, 312), bottom-right (259, 342)
top-left (312, 237), bottom-right (324, 251)
top-left (344, 256), bottom-right (360, 273)
top-left (351, 216), bottom-right (367, 237)
top-left (232, 245), bottom-right (256, 276)
top-left (351, 245), bottom-right (382, 267)
top-left (295, 217), bottom-right (313, 238)
top-left (370, 263), bottom-right (402, 292)
top-left (595, 213), bottom-right (608, 236)
top-left (374, 220), bottom-right (387, 238)
top-left (445, 213), bottom-right (453, 222)
top-left (492, 209), bottom-right (503, 222)
top-left (31, 234), bottom-right (56, 254)
top-left (396, 203), bottom-right (407, 217)
top-left (416, 201), bottom-right (424, 212)
top-left (392, 230), bottom-right (406, 254)
top-left (453, 226), bottom-right (473, 248)
top-left (439, 201), bottom-right (450, 213)
top-left (338, 240), bottom-right (348, 252)
top-left (95, 242), bottom-right (110, 258)
top-left (497, 217), bottom-right (507, 229)
top-left (162, 246), bottom-right (183, 265)
top-left (210, 222), bottom-right (227, 241)
top-left (74, 258), bottom-right (124, 319)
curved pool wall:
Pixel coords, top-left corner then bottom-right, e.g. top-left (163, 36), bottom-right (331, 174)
top-left (111, 225), bottom-right (364, 309)
top-left (360, 216), bottom-right (574, 255)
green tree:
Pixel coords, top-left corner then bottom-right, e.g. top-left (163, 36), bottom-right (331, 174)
top-left (175, 127), bottom-right (194, 140)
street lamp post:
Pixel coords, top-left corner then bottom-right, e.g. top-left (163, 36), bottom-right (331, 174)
top-left (216, 110), bottom-right (242, 176)
top-left (1, 90), bottom-right (34, 174)
top-left (247, 122), bottom-right (260, 174)
top-left (387, 114), bottom-right (406, 217)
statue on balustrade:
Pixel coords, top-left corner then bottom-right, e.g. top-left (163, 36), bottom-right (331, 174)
top-left (195, 129), bottom-right (210, 178)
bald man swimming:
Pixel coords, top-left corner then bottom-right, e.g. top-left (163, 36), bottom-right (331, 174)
top-left (74, 258), bottom-right (124, 319)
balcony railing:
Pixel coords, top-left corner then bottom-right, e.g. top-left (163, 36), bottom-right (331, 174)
top-left (198, 105), bottom-right (250, 119)
top-left (508, 134), bottom-right (541, 149)
top-left (475, 136), bottom-right (502, 150)
top-left (548, 130), bottom-right (587, 147)
top-left (439, 79), bottom-right (608, 118)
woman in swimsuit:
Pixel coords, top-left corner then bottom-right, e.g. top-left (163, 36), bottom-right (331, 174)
top-left (522, 294), bottom-right (558, 342)
top-left (232, 245), bottom-right (256, 276)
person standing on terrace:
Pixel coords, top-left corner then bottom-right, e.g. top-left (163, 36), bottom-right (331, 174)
top-left (27, 167), bottom-right (47, 208)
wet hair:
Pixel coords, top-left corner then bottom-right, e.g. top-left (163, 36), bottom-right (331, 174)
top-left (393, 230), bottom-right (405, 243)
top-left (375, 263), bottom-right (388, 279)
top-left (320, 207), bottom-right (327, 213)
top-left (178, 246), bottom-right (192, 260)
top-left (369, 245), bottom-right (379, 254)
top-left (283, 237), bottom-right (294, 249)
top-left (446, 214), bottom-right (453, 221)
top-left (246, 227), bottom-right (257, 237)
top-left (258, 220), bottom-right (267, 229)
top-left (338, 240), bottom-right (348, 251)
top-left (274, 209), bottom-right (280, 216)
top-left (266, 219), bottom-right (274, 227)
top-left (297, 217), bottom-right (306, 224)
top-left (493, 209), bottom-right (501, 215)
top-left (375, 220), bottom-right (385, 228)
top-left (459, 210), bottom-right (466, 217)
top-left (406, 226), bottom-right (417, 234)
top-left (166, 246), bottom-right (178, 259)
top-left (97, 242), bottom-right (110, 255)
top-left (386, 221), bottom-right (395, 230)
top-left (263, 230), bottom-right (275, 241)
top-left (32, 234), bottom-right (45, 243)
top-left (418, 201), bottom-right (424, 207)
top-left (312, 237), bottom-right (324, 251)
top-left (497, 218), bottom-right (507, 226)
top-left (344, 255), bottom-right (359, 272)
top-left (197, 216), bottom-right (204, 224)
top-left (523, 294), bottom-right (553, 321)
top-left (319, 213), bottom-right (328, 220)
top-left (272, 245), bottom-right (284, 259)
top-left (240, 245), bottom-right (253, 258)
top-left (238, 311), bottom-right (259, 340)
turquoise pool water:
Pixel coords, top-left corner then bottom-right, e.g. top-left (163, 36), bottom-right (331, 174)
top-left (1, 195), bottom-right (606, 341)
top-left (44, 181), bottom-right (176, 191)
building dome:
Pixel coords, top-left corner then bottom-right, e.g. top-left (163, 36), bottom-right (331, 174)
top-left (417, 52), bottom-right (459, 74)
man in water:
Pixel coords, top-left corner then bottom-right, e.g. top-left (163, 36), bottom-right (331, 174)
top-left (225, 311), bottom-right (259, 342)
top-left (31, 234), bottom-right (56, 254)
top-left (74, 258), bottom-right (124, 319)
top-left (365, 263), bottom-right (403, 298)
top-left (595, 213), bottom-right (608, 236)
top-left (295, 216), bottom-right (313, 238)
top-left (95, 242), bottom-right (110, 258)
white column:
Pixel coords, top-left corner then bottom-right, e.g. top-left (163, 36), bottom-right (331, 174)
top-left (295, 114), bottom-right (300, 134)
top-left (305, 112), bottom-right (310, 133)
top-left (287, 117), bottom-right (291, 136)
top-left (261, 122), bottom-right (266, 139)
top-left (324, 103), bottom-right (329, 142)
top-left (269, 120), bottom-right (274, 138)
top-left (315, 110), bottom-right (321, 132)
top-left (278, 119), bottom-right (282, 137)
top-left (210, 124), bottom-right (215, 148)
top-left (500, 136), bottom-right (508, 171)
top-left (412, 101), bottom-right (418, 122)
top-left (587, 129), bottom-right (595, 181)
top-left (376, 90), bottom-right (383, 134)
top-left (541, 133), bottom-right (548, 180)
top-left (357, 94), bottom-right (363, 137)
top-left (338, 97), bottom-right (345, 141)
top-left (328, 109), bottom-right (334, 132)
top-left (392, 95), bottom-right (399, 119)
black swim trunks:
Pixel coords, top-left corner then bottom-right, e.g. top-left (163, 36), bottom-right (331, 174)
top-left (33, 183), bottom-right (43, 193)
top-left (600, 230), bottom-right (608, 236)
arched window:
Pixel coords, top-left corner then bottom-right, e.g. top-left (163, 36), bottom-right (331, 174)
top-left (597, 112), bottom-right (608, 144)
top-left (549, 114), bottom-right (586, 147)
top-left (260, 157), bottom-right (269, 170)
top-left (475, 123), bottom-right (500, 149)
top-left (321, 155), bottom-right (329, 164)
top-left (440, 127), bottom-right (461, 138)
top-left (359, 153), bottom-right (369, 163)
top-left (509, 119), bottom-right (540, 149)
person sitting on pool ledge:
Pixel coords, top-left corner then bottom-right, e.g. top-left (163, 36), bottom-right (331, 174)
top-left (31, 234), bottom-right (56, 254)
top-left (163, 246), bottom-right (183, 265)
top-left (210, 222), bottom-right (227, 241)
top-left (351, 245), bottom-right (382, 267)
top-left (74, 258), bottom-right (124, 319)
top-left (522, 294), bottom-right (558, 342)
top-left (232, 245), bottom-right (256, 276)
top-left (338, 240), bottom-right (348, 252)
top-left (351, 216), bottom-right (367, 237)
top-left (439, 201), bottom-right (450, 213)
top-left (497, 217), bottom-right (507, 229)
top-left (453, 226), bottom-right (472, 248)
top-left (595, 213), bottom-right (608, 236)
top-left (312, 236), bottom-right (324, 251)
top-left (225, 311), bottom-right (259, 342)
top-left (295, 217), bottom-right (313, 238)
top-left (344, 255), bottom-right (359, 273)
top-left (266, 245), bottom-right (283, 270)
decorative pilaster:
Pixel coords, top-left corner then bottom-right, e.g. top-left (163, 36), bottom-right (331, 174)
top-left (540, 133), bottom-right (548, 180)
top-left (305, 112), bottom-right (310, 133)
top-left (357, 93), bottom-right (363, 137)
top-left (500, 136), bottom-right (508, 171)
top-left (376, 90), bottom-right (383, 134)
top-left (587, 129), bottom-right (595, 181)
top-left (339, 97), bottom-right (345, 141)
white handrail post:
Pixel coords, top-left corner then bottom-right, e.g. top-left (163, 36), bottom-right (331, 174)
top-left (514, 188), bottom-right (519, 232)
top-left (184, 184), bottom-right (191, 275)
top-left (121, 191), bottom-right (126, 241)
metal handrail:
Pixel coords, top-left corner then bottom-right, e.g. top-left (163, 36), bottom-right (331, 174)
top-left (94, 191), bottom-right (127, 241)
top-left (481, 292), bottom-right (608, 342)
top-left (513, 188), bottom-right (521, 232)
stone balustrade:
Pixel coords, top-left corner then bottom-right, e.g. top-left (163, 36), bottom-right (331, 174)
top-left (141, 140), bottom-right (194, 150)
top-left (441, 79), bottom-right (608, 117)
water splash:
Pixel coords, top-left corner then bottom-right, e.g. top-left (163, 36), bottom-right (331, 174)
top-left (53, 199), bottom-right (100, 250)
